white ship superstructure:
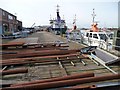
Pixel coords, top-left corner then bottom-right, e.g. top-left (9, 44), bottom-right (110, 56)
top-left (49, 5), bottom-right (66, 35)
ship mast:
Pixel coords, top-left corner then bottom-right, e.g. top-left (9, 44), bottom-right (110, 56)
top-left (50, 14), bottom-right (52, 20)
top-left (56, 5), bottom-right (60, 14)
top-left (73, 14), bottom-right (77, 30)
top-left (73, 14), bottom-right (76, 25)
top-left (91, 8), bottom-right (96, 23)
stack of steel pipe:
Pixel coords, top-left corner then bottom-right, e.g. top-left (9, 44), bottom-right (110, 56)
top-left (1, 68), bottom-right (28, 75)
top-left (1, 53), bottom-right (86, 66)
top-left (2, 49), bottom-right (80, 59)
top-left (1, 73), bottom-right (120, 90)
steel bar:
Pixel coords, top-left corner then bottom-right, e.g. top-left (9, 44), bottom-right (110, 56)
top-left (1, 42), bottom-right (25, 49)
top-left (1, 54), bottom-right (86, 66)
top-left (0, 42), bottom-right (25, 47)
top-left (2, 74), bottom-right (120, 90)
top-left (11, 72), bottom-right (94, 87)
top-left (58, 85), bottom-right (96, 90)
top-left (11, 54), bottom-right (81, 63)
top-left (1, 57), bottom-right (79, 66)
top-left (1, 56), bottom-right (85, 66)
top-left (3, 45), bottom-right (69, 51)
top-left (1, 68), bottom-right (28, 75)
top-left (2, 49), bottom-right (80, 59)
top-left (2, 53), bottom-right (82, 63)
top-left (71, 84), bottom-right (96, 89)
top-left (1, 52), bottom-right (17, 55)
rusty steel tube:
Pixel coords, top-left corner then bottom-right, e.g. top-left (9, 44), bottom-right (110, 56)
top-left (2, 49), bottom-right (80, 59)
top-left (2, 74), bottom-right (120, 90)
top-left (11, 72), bottom-right (94, 87)
top-left (2, 53), bottom-right (85, 66)
top-left (0, 42), bottom-right (25, 47)
top-left (2, 53), bottom-right (80, 63)
top-left (59, 85), bottom-right (96, 90)
top-left (71, 84), bottom-right (96, 89)
top-left (1, 68), bottom-right (28, 75)
top-left (2, 56), bottom-right (85, 66)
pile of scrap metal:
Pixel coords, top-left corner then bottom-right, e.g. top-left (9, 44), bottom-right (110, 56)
top-left (1, 72), bottom-right (120, 90)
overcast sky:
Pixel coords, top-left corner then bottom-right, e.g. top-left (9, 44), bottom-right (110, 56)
top-left (0, 0), bottom-right (119, 28)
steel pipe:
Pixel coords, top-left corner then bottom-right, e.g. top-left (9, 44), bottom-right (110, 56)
top-left (2, 57), bottom-right (85, 66)
top-left (2, 49), bottom-right (80, 59)
top-left (11, 72), bottom-right (94, 87)
top-left (59, 85), bottom-right (96, 90)
top-left (1, 42), bottom-right (25, 49)
top-left (2, 74), bottom-right (120, 90)
top-left (1, 68), bottom-right (28, 75)
top-left (2, 54), bottom-right (86, 66)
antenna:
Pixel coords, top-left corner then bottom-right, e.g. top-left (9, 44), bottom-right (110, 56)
top-left (73, 14), bottom-right (76, 25)
top-left (56, 4), bottom-right (60, 12)
top-left (50, 14), bottom-right (52, 20)
top-left (63, 15), bottom-right (64, 20)
top-left (91, 8), bottom-right (96, 23)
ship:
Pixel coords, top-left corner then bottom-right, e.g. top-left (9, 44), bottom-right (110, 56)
top-left (81, 9), bottom-right (114, 50)
top-left (49, 5), bottom-right (67, 35)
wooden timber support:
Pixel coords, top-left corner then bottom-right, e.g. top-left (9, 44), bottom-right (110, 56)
top-left (2, 66), bottom-right (8, 71)
top-left (58, 61), bottom-right (68, 75)
top-left (77, 56), bottom-right (86, 66)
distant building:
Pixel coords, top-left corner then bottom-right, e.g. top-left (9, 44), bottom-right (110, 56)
top-left (0, 8), bottom-right (22, 35)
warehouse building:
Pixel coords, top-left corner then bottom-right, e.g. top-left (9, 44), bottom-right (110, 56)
top-left (0, 8), bottom-right (22, 35)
